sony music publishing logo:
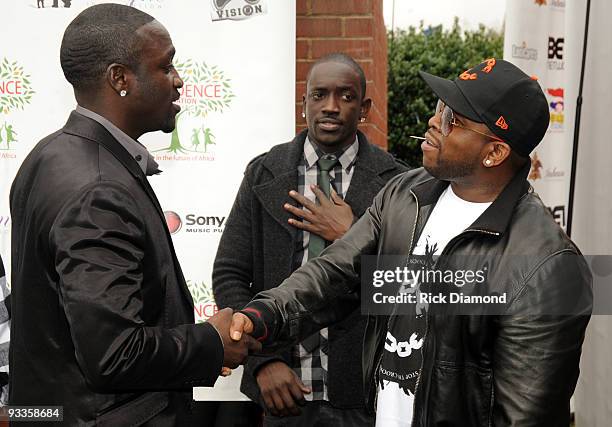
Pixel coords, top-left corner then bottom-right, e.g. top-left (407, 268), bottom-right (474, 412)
top-left (211, 0), bottom-right (267, 22)
top-left (163, 210), bottom-right (226, 234)
top-left (547, 37), bottom-right (564, 70)
top-left (164, 211), bottom-right (182, 234)
top-left (512, 41), bottom-right (538, 61)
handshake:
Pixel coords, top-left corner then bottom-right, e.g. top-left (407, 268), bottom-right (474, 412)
top-left (209, 308), bottom-right (313, 416)
top-left (206, 308), bottom-right (258, 371)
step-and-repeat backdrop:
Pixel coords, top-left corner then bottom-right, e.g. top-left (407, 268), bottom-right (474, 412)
top-left (508, 1), bottom-right (612, 423)
top-left (504, 0), bottom-right (569, 230)
top-left (0, 0), bottom-right (296, 400)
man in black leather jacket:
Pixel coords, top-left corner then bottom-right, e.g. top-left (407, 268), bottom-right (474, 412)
top-left (229, 59), bottom-right (592, 426)
top-left (9, 5), bottom-right (258, 425)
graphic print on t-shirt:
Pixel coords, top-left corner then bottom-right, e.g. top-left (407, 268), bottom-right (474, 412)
top-left (378, 240), bottom-right (436, 398)
top-left (375, 186), bottom-right (492, 427)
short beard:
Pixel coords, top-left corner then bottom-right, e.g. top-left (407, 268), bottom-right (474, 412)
top-left (424, 157), bottom-right (477, 181)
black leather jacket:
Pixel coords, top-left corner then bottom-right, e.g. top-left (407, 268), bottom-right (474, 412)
top-left (242, 166), bottom-right (592, 426)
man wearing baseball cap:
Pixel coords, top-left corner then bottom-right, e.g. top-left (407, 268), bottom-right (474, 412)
top-left (228, 59), bottom-right (592, 426)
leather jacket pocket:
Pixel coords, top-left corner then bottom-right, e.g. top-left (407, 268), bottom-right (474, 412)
top-left (96, 392), bottom-right (169, 427)
top-left (428, 363), bottom-right (492, 426)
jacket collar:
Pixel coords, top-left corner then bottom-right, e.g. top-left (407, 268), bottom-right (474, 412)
top-left (411, 162), bottom-right (531, 235)
top-left (74, 106), bottom-right (154, 175)
top-left (303, 135), bottom-right (359, 172)
top-left (61, 111), bottom-right (195, 308)
top-left (261, 129), bottom-right (398, 177)
top-left (63, 111), bottom-right (146, 182)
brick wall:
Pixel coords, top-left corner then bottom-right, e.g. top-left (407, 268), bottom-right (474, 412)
top-left (295, 0), bottom-right (388, 149)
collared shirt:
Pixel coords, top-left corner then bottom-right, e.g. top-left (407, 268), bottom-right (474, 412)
top-left (74, 105), bottom-right (158, 175)
top-left (292, 135), bottom-right (359, 402)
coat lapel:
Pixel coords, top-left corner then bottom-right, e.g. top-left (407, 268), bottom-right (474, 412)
top-left (252, 132), bottom-right (306, 240)
top-left (253, 171), bottom-right (299, 239)
top-left (62, 112), bottom-right (164, 216)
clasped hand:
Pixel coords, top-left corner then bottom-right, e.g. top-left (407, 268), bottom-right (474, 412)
top-left (206, 308), bottom-right (261, 374)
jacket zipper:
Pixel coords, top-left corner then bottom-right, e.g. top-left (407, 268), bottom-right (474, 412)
top-left (407, 189), bottom-right (427, 427)
top-left (407, 190), bottom-right (421, 254)
top-left (415, 227), bottom-right (500, 425)
top-left (408, 220), bottom-right (500, 425)
top-left (372, 192), bottom-right (501, 423)
top-left (373, 190), bottom-right (421, 415)
top-left (464, 228), bottom-right (501, 237)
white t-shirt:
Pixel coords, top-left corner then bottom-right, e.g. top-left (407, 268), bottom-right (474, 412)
top-left (375, 185), bottom-right (491, 427)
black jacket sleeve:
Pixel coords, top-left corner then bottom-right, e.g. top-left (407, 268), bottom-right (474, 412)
top-left (241, 174), bottom-right (401, 348)
top-left (492, 250), bottom-right (592, 426)
top-left (49, 181), bottom-right (224, 391)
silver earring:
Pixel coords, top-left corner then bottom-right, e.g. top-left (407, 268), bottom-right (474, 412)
top-left (120, 90), bottom-right (127, 97)
top-left (301, 112), bottom-right (305, 118)
top-left (360, 117), bottom-right (366, 123)
top-left (485, 159), bottom-right (492, 166)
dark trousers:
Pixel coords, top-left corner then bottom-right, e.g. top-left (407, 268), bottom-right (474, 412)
top-left (263, 401), bottom-right (374, 427)
top-left (191, 401), bottom-right (263, 427)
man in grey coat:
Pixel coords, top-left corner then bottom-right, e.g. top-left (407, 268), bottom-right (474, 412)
top-left (213, 53), bottom-right (408, 426)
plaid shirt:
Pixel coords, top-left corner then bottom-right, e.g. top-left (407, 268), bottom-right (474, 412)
top-left (292, 136), bottom-right (359, 401)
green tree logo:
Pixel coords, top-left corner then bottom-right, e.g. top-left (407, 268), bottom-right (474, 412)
top-left (187, 280), bottom-right (217, 322)
top-left (0, 58), bottom-right (35, 151)
top-left (155, 59), bottom-right (234, 154)
top-left (187, 279), bottom-right (215, 306)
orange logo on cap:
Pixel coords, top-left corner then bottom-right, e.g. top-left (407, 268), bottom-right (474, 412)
top-left (496, 116), bottom-right (509, 130)
top-left (459, 71), bottom-right (478, 80)
top-left (482, 58), bottom-right (496, 73)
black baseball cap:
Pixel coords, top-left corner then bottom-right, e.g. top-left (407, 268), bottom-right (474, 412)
top-left (419, 58), bottom-right (550, 157)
